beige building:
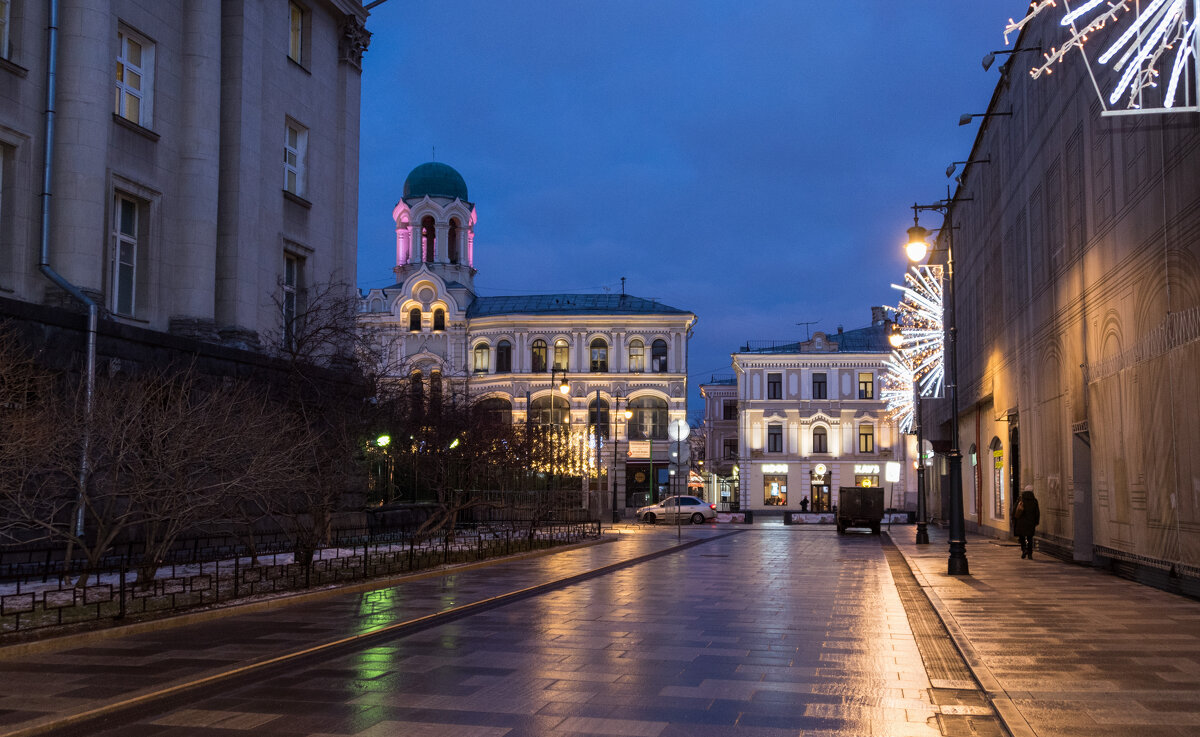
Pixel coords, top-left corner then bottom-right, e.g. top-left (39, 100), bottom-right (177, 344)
top-left (706, 311), bottom-right (915, 517)
top-left (921, 9), bottom-right (1200, 585)
top-left (0, 0), bottom-right (368, 351)
top-left (359, 162), bottom-right (697, 516)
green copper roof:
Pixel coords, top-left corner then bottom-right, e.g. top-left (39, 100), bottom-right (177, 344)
top-left (403, 162), bottom-right (469, 201)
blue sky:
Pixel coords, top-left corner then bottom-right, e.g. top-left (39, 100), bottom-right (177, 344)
top-left (356, 1), bottom-right (1025, 417)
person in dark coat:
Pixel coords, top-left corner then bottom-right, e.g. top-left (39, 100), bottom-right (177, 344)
top-left (1013, 486), bottom-right (1040, 559)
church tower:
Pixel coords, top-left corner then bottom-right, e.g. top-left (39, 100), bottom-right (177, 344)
top-left (392, 162), bottom-right (477, 294)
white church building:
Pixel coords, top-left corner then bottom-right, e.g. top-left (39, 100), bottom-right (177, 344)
top-left (359, 163), bottom-right (696, 516)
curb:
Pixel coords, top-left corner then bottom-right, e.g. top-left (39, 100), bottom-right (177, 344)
top-left (0, 530), bottom-right (740, 737)
top-left (888, 535), bottom-right (1037, 737)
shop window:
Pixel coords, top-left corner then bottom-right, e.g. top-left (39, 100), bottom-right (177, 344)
top-left (628, 396), bottom-right (667, 440)
top-left (767, 423), bottom-right (783, 452)
top-left (764, 475), bottom-right (787, 505)
top-left (531, 339), bottom-right (547, 372)
top-left (628, 340), bottom-right (644, 372)
top-left (859, 423), bottom-right (874, 453)
top-left (408, 308), bottom-right (421, 332)
top-left (496, 340), bottom-right (512, 372)
top-left (813, 372), bottom-right (827, 399)
top-left (651, 339), bottom-right (668, 372)
top-left (590, 338), bottom-right (608, 372)
top-left (858, 372), bottom-right (874, 399)
top-left (812, 426), bottom-right (828, 454)
top-left (472, 343), bottom-right (489, 373)
top-left (553, 338), bottom-right (569, 370)
top-left (767, 372), bottom-right (782, 399)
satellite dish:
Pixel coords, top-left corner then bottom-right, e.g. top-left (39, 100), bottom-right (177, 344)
top-left (668, 419), bottom-right (690, 441)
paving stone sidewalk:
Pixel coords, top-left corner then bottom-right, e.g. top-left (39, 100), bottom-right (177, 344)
top-left (0, 529), bottom-right (710, 737)
top-left (890, 527), bottom-right (1200, 737)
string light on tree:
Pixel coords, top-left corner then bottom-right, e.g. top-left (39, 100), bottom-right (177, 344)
top-left (1005, 0), bottom-right (1198, 112)
top-left (891, 265), bottom-right (945, 399)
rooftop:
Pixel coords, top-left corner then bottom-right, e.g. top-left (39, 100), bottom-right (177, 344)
top-left (467, 293), bottom-right (691, 318)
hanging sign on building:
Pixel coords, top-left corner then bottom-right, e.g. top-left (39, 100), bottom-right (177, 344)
top-left (627, 441), bottom-right (652, 459)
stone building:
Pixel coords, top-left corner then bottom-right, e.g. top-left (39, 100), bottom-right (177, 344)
top-left (359, 162), bottom-right (697, 517)
top-left (703, 310), bottom-right (915, 517)
top-left (920, 9), bottom-right (1200, 585)
top-left (0, 0), bottom-right (369, 363)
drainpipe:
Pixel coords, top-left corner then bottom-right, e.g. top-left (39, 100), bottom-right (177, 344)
top-left (38, 0), bottom-right (96, 539)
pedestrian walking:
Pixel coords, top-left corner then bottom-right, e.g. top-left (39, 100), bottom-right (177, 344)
top-left (1014, 485), bottom-right (1040, 559)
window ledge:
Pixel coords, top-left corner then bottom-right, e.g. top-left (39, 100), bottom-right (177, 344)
top-left (112, 113), bottom-right (161, 141)
top-left (283, 190), bottom-right (312, 208)
top-left (0, 56), bottom-right (29, 78)
top-left (287, 56), bottom-right (312, 75)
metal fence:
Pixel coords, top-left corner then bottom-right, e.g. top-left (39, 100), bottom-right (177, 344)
top-left (0, 519), bottom-right (600, 637)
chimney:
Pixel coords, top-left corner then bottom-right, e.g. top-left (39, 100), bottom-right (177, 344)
top-left (871, 305), bottom-right (888, 325)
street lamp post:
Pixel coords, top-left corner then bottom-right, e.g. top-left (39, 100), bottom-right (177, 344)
top-left (906, 201), bottom-right (968, 575)
top-left (611, 396), bottom-right (631, 523)
top-left (914, 381), bottom-right (929, 545)
top-left (550, 368), bottom-right (569, 498)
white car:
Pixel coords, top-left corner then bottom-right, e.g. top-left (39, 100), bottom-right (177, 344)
top-left (636, 495), bottom-right (717, 525)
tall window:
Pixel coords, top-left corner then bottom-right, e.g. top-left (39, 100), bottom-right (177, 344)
top-left (812, 426), bottom-right (828, 454)
top-left (284, 121), bottom-right (308, 196)
top-left (447, 219), bottom-right (460, 263)
top-left (767, 423), bottom-right (783, 453)
top-left (722, 400), bottom-right (737, 420)
top-left (590, 338), bottom-right (608, 372)
top-left (858, 372), bottom-right (874, 399)
top-left (767, 373), bottom-right (782, 399)
top-left (858, 423), bottom-right (874, 453)
top-left (287, 2), bottom-right (307, 65)
top-left (409, 371), bottom-right (424, 414)
top-left (408, 308), bottom-right (421, 332)
top-left (429, 370), bottom-right (442, 411)
top-left (115, 27), bottom-right (154, 127)
top-left (628, 340), bottom-right (645, 373)
top-left (111, 194), bottom-right (140, 316)
top-left (722, 438), bottom-right (738, 460)
top-left (432, 308), bottom-right (445, 331)
top-left (651, 339), bottom-right (668, 372)
top-left (472, 343), bottom-right (489, 373)
top-left (530, 395), bottom-right (569, 426)
top-left (283, 253), bottom-right (302, 349)
top-left (0, 0), bottom-right (10, 61)
top-left (589, 397), bottom-right (610, 438)
top-left (628, 396), bottom-right (667, 440)
top-left (553, 339), bottom-right (569, 370)
top-left (421, 216), bottom-right (436, 261)
top-left (531, 339), bottom-right (547, 372)
top-left (812, 372), bottom-right (827, 399)
top-left (496, 340), bottom-right (512, 372)
top-left (476, 397), bottom-right (512, 426)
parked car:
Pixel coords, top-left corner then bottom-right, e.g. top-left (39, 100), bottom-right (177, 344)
top-left (637, 496), bottom-right (717, 524)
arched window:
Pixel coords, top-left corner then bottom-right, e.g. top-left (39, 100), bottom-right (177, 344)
top-left (447, 218), bottom-right (460, 264)
top-left (531, 339), bottom-right (547, 373)
top-left (589, 397), bottom-right (610, 439)
top-left (496, 340), bottom-right (512, 373)
top-left (473, 343), bottom-right (489, 373)
top-left (590, 338), bottom-right (608, 372)
top-left (421, 216), bottom-right (436, 261)
top-left (529, 394), bottom-right (570, 426)
top-left (651, 339), bottom-right (668, 373)
top-left (409, 370), bottom-right (424, 414)
top-left (553, 339), bottom-right (569, 370)
top-left (628, 396), bottom-right (667, 440)
top-left (433, 308), bottom-right (445, 331)
top-left (429, 370), bottom-right (442, 414)
top-left (812, 426), bottom-right (828, 454)
top-left (408, 308), bottom-right (421, 332)
top-left (475, 397), bottom-right (512, 426)
top-left (628, 340), bottom-right (644, 373)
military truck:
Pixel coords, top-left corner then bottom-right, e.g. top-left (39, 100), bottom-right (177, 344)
top-left (836, 486), bottom-right (885, 535)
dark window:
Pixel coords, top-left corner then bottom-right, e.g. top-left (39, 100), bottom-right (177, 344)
top-left (722, 400), bottom-right (737, 420)
top-left (768, 424), bottom-right (783, 453)
top-left (858, 372), bottom-right (874, 399)
top-left (433, 308), bottom-right (445, 331)
top-left (408, 308), bottom-right (421, 332)
top-left (531, 339), bottom-right (547, 372)
top-left (589, 397), bottom-right (610, 439)
top-left (476, 397), bottom-right (512, 425)
top-left (812, 373), bottom-right (827, 399)
top-left (590, 338), bottom-right (608, 372)
top-left (496, 340), bottom-right (512, 372)
top-left (447, 218), bottom-right (460, 264)
top-left (409, 370), bottom-right (423, 414)
top-left (722, 438), bottom-right (738, 459)
top-left (651, 339), bottom-right (668, 372)
top-left (421, 216), bottom-right (436, 261)
top-left (628, 396), bottom-right (668, 440)
top-left (812, 427), bottom-right (828, 453)
top-left (767, 373), bottom-right (782, 399)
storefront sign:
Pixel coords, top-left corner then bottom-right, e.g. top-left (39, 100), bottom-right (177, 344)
top-left (813, 463), bottom-right (827, 477)
top-left (627, 440), bottom-right (651, 459)
top-left (854, 464), bottom-right (880, 475)
top-left (762, 463), bottom-right (789, 474)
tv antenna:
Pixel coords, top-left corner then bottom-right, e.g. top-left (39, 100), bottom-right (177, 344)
top-left (796, 320), bottom-right (819, 340)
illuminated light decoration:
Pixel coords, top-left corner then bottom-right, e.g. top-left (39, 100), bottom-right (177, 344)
top-left (891, 265), bottom-right (945, 399)
top-left (1005, 0), bottom-right (1199, 112)
top-left (881, 349), bottom-right (916, 434)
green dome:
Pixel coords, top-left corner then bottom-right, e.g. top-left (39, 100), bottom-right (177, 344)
top-left (403, 162), bottom-right (468, 201)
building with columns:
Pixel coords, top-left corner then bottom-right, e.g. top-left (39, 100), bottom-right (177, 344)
top-left (703, 310), bottom-right (915, 517)
top-left (359, 162), bottom-right (696, 516)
